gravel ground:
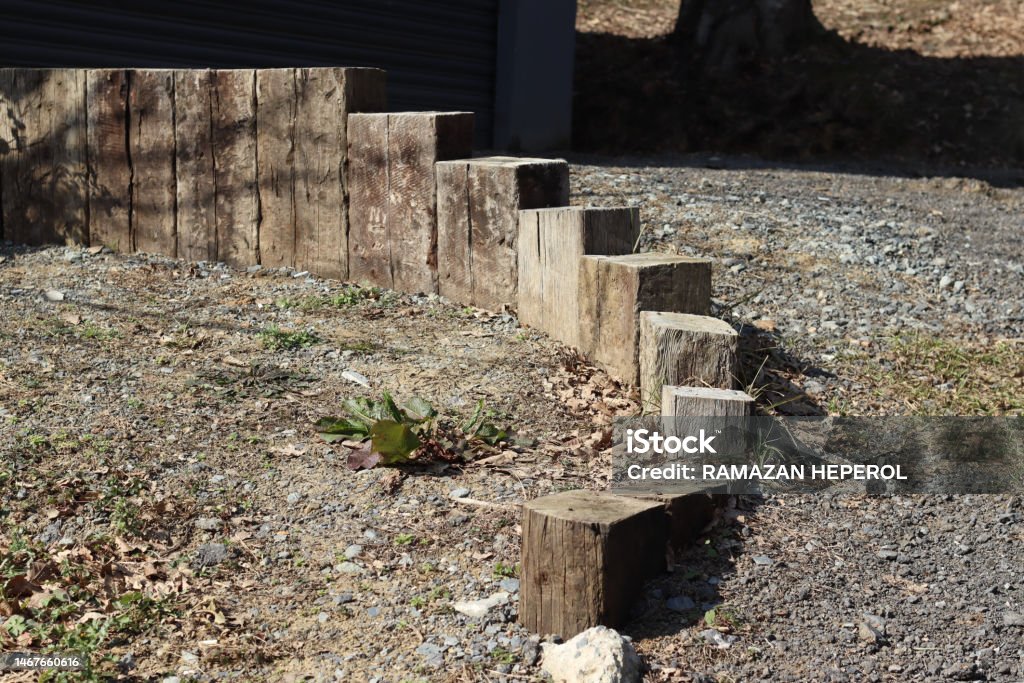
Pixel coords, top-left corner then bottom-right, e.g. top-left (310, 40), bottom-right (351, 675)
top-left (1, 156), bottom-right (1022, 682)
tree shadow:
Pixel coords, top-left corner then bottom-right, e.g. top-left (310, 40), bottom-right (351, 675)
top-left (574, 25), bottom-right (1024, 184)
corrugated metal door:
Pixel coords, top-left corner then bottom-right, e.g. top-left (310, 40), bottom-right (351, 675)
top-left (0, 0), bottom-right (499, 145)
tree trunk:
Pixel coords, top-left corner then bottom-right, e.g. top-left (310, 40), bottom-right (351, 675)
top-left (674, 0), bottom-right (820, 72)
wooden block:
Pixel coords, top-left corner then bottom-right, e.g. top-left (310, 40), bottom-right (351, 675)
top-left (256, 68), bottom-right (297, 269)
top-left (662, 386), bottom-right (754, 417)
top-left (129, 69), bottom-right (176, 255)
top-left (259, 67), bottom-right (385, 274)
top-left (292, 67), bottom-right (386, 279)
top-left (211, 70), bottom-right (258, 268)
top-left (347, 113), bottom-right (392, 287)
top-left (388, 112), bottom-right (473, 293)
top-left (435, 161), bottom-right (471, 299)
top-left (174, 69), bottom-right (216, 261)
top-left (0, 69), bottom-right (88, 246)
top-left (517, 207), bottom-right (639, 348)
top-left (86, 69), bottom-right (131, 252)
top-left (520, 489), bottom-right (667, 637)
top-left (662, 386), bottom-right (755, 463)
top-left (578, 253), bottom-right (712, 384)
top-left (436, 156), bottom-right (568, 309)
top-left (639, 312), bottom-right (738, 412)
top-left (349, 111), bottom-right (472, 290)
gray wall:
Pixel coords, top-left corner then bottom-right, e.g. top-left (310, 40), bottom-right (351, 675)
top-left (0, 0), bottom-right (575, 151)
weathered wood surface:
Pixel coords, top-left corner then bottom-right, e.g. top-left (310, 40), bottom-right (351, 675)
top-left (517, 206), bottom-right (639, 347)
top-left (472, 158), bottom-right (568, 309)
top-left (437, 157), bottom-right (568, 309)
top-left (174, 69), bottom-right (216, 261)
top-left (618, 489), bottom-right (723, 552)
top-left (129, 69), bottom-right (176, 256)
top-left (211, 70), bottom-right (258, 268)
top-left (639, 311), bottom-right (738, 411)
top-left (256, 68), bottom-right (297, 269)
top-left (349, 111), bottom-right (472, 290)
top-left (86, 69), bottom-right (131, 252)
top-left (387, 112), bottom-right (473, 293)
top-left (578, 253), bottom-right (712, 384)
top-left (662, 385), bottom-right (755, 461)
top-left (0, 68), bottom-right (88, 246)
top-left (294, 68), bottom-right (343, 276)
top-left (347, 113), bottom-right (392, 287)
top-left (436, 161), bottom-right (471, 299)
top-left (520, 489), bottom-right (667, 637)
top-left (662, 385), bottom-right (753, 417)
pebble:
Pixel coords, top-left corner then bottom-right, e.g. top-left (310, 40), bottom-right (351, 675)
top-left (666, 596), bottom-right (696, 612)
top-left (449, 488), bottom-right (471, 499)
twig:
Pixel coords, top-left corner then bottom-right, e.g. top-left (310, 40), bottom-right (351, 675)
top-left (451, 497), bottom-right (519, 511)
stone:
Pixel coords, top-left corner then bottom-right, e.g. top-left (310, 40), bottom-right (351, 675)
top-left (193, 543), bottom-right (229, 568)
top-left (666, 595), bottom-right (696, 612)
top-left (1002, 612), bottom-right (1024, 627)
top-left (541, 626), bottom-right (642, 683)
top-left (453, 591), bottom-right (510, 619)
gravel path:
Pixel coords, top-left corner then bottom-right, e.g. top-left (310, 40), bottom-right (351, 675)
top-left (1, 155), bottom-right (1021, 682)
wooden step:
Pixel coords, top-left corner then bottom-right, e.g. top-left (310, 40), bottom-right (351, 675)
top-left (517, 206), bottom-right (639, 347)
top-left (348, 110), bottom-right (473, 290)
top-left (436, 156), bottom-right (568, 309)
top-left (639, 311), bottom-right (738, 412)
top-left (520, 489), bottom-right (667, 638)
top-left (578, 253), bottom-right (712, 384)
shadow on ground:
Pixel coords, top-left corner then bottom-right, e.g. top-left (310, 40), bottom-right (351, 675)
top-left (574, 28), bottom-right (1024, 185)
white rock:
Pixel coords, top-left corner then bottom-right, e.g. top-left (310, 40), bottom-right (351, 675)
top-left (44, 289), bottom-right (65, 302)
top-left (452, 591), bottom-right (510, 618)
top-left (342, 369), bottom-right (370, 387)
top-left (541, 626), bottom-right (641, 683)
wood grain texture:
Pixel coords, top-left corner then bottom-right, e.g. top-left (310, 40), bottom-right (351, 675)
top-left (173, 69), bottom-right (215, 261)
top-left (467, 158), bottom-right (569, 310)
top-left (436, 160), bottom-right (472, 301)
top-left (387, 113), bottom-right (440, 293)
top-left (294, 67), bottom-right (346, 278)
top-left (520, 490), bottom-right (666, 637)
top-left (517, 206), bottom-right (639, 347)
top-left (211, 70), bottom-right (258, 268)
top-left (387, 112), bottom-right (472, 293)
top-left (86, 69), bottom-right (131, 252)
top-left (129, 69), bottom-right (176, 255)
top-left (639, 311), bottom-right (738, 411)
top-left (661, 386), bottom-right (754, 457)
top-left (256, 68), bottom-right (297, 269)
top-left (347, 113), bottom-right (391, 287)
top-left (0, 69), bottom-right (87, 246)
top-left (578, 253), bottom-right (712, 384)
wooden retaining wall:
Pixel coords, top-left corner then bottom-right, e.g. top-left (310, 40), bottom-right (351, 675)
top-left (0, 67), bottom-right (386, 274)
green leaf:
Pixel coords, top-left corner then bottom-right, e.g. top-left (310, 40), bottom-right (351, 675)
top-left (316, 416), bottom-right (370, 442)
top-left (370, 420), bottom-right (421, 464)
top-left (704, 609), bottom-right (716, 626)
top-left (474, 423), bottom-right (508, 446)
top-left (462, 399), bottom-right (485, 434)
top-left (404, 396), bottom-right (436, 421)
top-left (381, 391), bottom-right (405, 422)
